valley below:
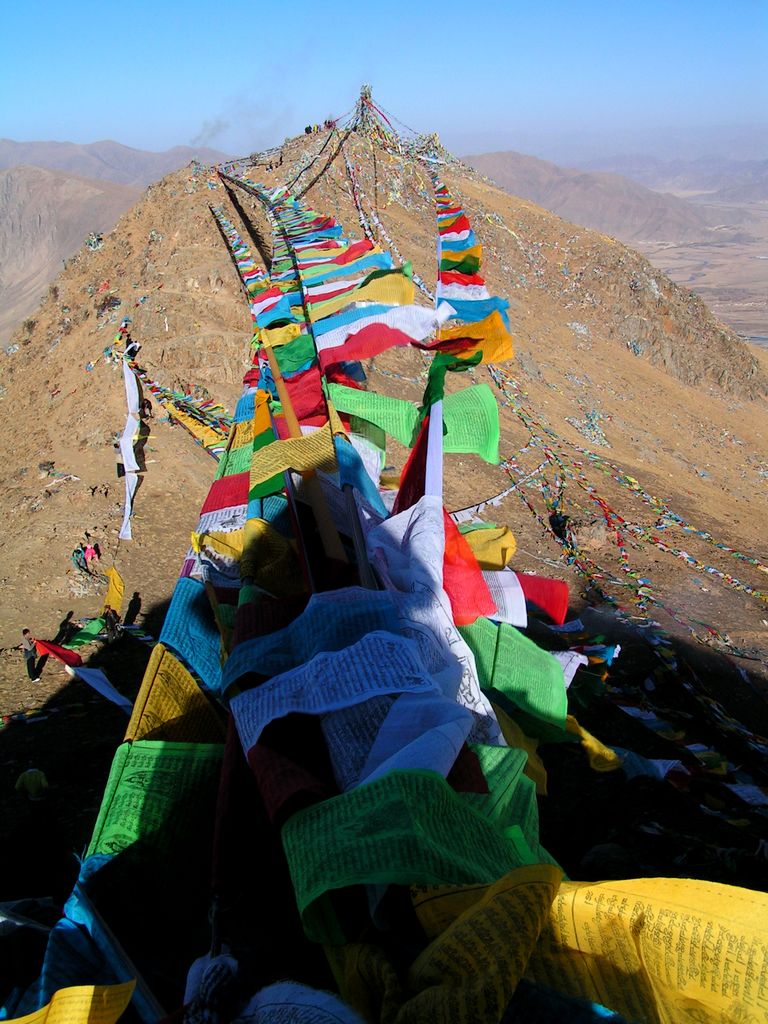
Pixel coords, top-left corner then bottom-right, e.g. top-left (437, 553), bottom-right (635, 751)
top-left (639, 197), bottom-right (768, 342)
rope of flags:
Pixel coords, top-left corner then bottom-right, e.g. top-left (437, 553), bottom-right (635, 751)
top-left (9, 91), bottom-right (768, 1024)
top-left (488, 365), bottom-right (768, 644)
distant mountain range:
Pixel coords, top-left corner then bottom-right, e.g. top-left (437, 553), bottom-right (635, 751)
top-left (464, 151), bottom-right (753, 245)
top-left (0, 140), bottom-right (231, 345)
top-left (0, 139), bottom-right (229, 188)
top-left (2, 137), bottom-right (765, 348)
top-left (572, 155), bottom-right (768, 202)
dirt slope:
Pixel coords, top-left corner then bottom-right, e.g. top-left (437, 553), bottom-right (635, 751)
top-left (0, 166), bottom-right (141, 346)
top-left (0, 133), bottom-right (766, 716)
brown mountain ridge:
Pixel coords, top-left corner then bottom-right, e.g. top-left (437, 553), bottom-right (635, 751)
top-left (1, 128), bottom-right (766, 709)
top-left (0, 165), bottom-right (141, 347)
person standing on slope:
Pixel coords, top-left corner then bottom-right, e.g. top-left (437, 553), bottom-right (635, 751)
top-left (20, 629), bottom-right (40, 682)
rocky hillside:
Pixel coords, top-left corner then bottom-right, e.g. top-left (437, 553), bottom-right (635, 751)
top-left (1, 129), bottom-right (767, 688)
top-left (0, 166), bottom-right (140, 346)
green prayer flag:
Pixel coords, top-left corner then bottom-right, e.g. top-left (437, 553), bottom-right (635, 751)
top-left (281, 768), bottom-right (538, 943)
top-left (443, 383), bottom-right (500, 464)
top-left (273, 334), bottom-right (316, 375)
top-left (458, 521), bottom-right (498, 533)
top-left (459, 618), bottom-right (568, 730)
top-left (420, 350), bottom-right (482, 415)
top-left (64, 617), bottom-right (106, 649)
top-left (215, 442), bottom-right (252, 480)
top-left (87, 740), bottom-right (223, 859)
top-left (329, 379), bottom-right (499, 462)
top-left (327, 383), bottom-right (417, 447)
top-left (468, 744), bottom-right (561, 869)
top-left (440, 255), bottom-right (481, 275)
top-left (249, 422), bottom-right (284, 499)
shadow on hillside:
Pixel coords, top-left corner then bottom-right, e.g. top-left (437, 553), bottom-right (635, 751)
top-left (4, 571), bottom-right (768, 1011)
top-left (4, 585), bottom-right (767, 908)
top-left (222, 181), bottom-right (273, 268)
top-left (530, 602), bottom-right (768, 889)
top-left (0, 597), bottom-right (171, 905)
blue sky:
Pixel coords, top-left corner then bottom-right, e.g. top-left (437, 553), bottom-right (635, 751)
top-left (1, 0), bottom-right (766, 161)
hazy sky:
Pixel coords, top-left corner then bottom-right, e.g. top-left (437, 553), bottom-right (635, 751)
top-left (2, 0), bottom-right (766, 162)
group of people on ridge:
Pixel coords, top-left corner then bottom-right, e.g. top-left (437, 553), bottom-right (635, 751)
top-left (71, 535), bottom-right (101, 575)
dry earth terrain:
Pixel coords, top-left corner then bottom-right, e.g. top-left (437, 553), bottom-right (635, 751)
top-left (0, 166), bottom-right (140, 346)
top-left (640, 198), bottom-right (768, 342)
top-left (1, 130), bottom-right (767, 901)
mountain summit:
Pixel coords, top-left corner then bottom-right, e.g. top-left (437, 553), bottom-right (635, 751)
top-left (2, 95), bottom-right (768, 1023)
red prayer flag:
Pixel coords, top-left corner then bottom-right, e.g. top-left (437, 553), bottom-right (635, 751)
top-left (284, 365), bottom-right (326, 421)
top-left (442, 510), bottom-right (496, 626)
top-left (439, 270), bottom-right (487, 288)
top-left (392, 415), bottom-right (430, 515)
top-left (516, 573), bottom-right (569, 625)
top-left (318, 323), bottom-right (416, 370)
top-left (439, 214), bottom-right (471, 235)
top-left (34, 640), bottom-right (83, 667)
top-left (200, 472), bottom-right (250, 514)
top-left (298, 239), bottom-right (374, 269)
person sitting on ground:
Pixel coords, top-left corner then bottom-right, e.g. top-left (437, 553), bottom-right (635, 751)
top-left (15, 766), bottom-right (49, 801)
top-left (104, 605), bottom-right (122, 643)
top-left (84, 541), bottom-right (99, 567)
top-left (84, 532), bottom-right (102, 561)
top-left (19, 629), bottom-right (40, 681)
top-left (71, 544), bottom-right (89, 574)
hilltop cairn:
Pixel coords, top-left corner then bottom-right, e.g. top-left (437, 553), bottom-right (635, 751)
top-left (5, 89), bottom-right (768, 1024)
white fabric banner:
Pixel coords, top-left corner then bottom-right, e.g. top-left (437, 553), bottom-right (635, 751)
top-left (366, 495), bottom-right (505, 746)
top-left (122, 359), bottom-right (140, 415)
top-left (552, 650), bottom-right (589, 688)
top-left (314, 301), bottom-right (455, 354)
top-left (120, 413), bottom-right (140, 473)
top-left (321, 689), bottom-right (473, 792)
top-left (436, 282), bottom-right (491, 301)
top-left (483, 568), bottom-right (528, 627)
top-left (230, 631), bottom-right (440, 753)
top-left (425, 400), bottom-right (444, 498)
top-left (305, 274), bottom-right (366, 298)
top-left (119, 472), bottom-right (138, 540)
top-left (67, 666), bottom-right (133, 714)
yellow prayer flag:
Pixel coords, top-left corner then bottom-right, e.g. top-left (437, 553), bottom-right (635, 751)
top-left (125, 642), bottom-right (225, 743)
top-left (250, 422), bottom-right (337, 487)
top-left (5, 981), bottom-right (135, 1024)
top-left (437, 310), bottom-right (514, 364)
top-left (227, 419), bottom-right (254, 451)
top-left (190, 528), bottom-right (244, 560)
top-left (261, 322), bottom-right (303, 348)
top-left (492, 704), bottom-right (548, 794)
top-left (251, 388), bottom-right (274, 441)
top-left (566, 715), bottom-right (624, 771)
top-left (403, 865), bottom-right (562, 1022)
top-left (526, 877), bottom-right (768, 1024)
top-left (101, 567), bottom-right (125, 616)
top-left (167, 405), bottom-right (223, 450)
top-left (307, 273), bottom-right (414, 323)
top-left (326, 399), bottom-right (347, 438)
top-left (462, 525), bottom-right (517, 568)
top-left (241, 518), bottom-right (303, 597)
